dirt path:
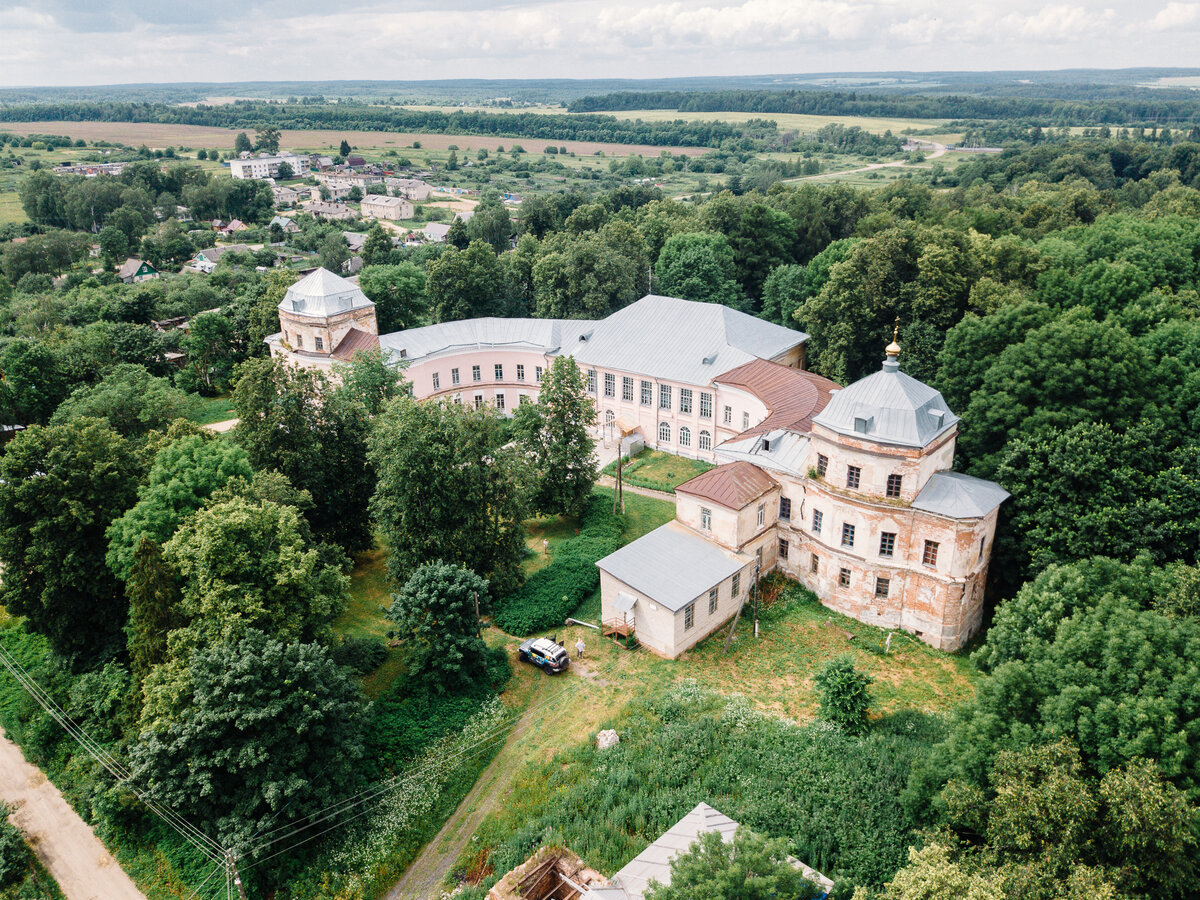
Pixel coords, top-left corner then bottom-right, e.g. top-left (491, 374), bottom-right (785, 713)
top-left (202, 418), bottom-right (239, 433)
top-left (0, 728), bottom-right (145, 900)
top-left (785, 140), bottom-right (947, 183)
top-left (385, 705), bottom-right (539, 900)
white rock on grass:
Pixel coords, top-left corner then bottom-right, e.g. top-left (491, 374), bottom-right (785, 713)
top-left (596, 729), bottom-right (620, 750)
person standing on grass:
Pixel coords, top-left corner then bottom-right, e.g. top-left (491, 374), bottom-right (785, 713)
top-left (575, 637), bottom-right (586, 659)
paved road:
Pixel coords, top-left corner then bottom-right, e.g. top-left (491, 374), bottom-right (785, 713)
top-left (0, 729), bottom-right (145, 900)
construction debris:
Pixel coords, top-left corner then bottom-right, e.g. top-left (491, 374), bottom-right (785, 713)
top-left (488, 846), bottom-right (608, 900)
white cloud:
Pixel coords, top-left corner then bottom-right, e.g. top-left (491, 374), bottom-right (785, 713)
top-left (0, 1), bottom-right (1198, 86)
top-left (1151, 1), bottom-right (1200, 29)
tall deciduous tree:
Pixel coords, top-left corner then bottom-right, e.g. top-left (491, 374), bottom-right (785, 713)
top-left (332, 347), bottom-right (409, 416)
top-left (129, 630), bottom-right (367, 855)
top-left (163, 495), bottom-right (349, 651)
top-left (234, 132), bottom-right (253, 154)
top-left (426, 240), bottom-right (507, 322)
top-left (124, 537), bottom-right (183, 688)
top-left (368, 397), bottom-right (527, 597)
top-left (655, 232), bottom-right (743, 308)
top-left (50, 363), bottom-right (196, 438)
top-left (388, 562), bottom-right (488, 693)
top-left (512, 356), bottom-right (597, 517)
top-left (358, 262), bottom-right (428, 332)
top-left (106, 433), bottom-right (253, 581)
top-left (232, 357), bottom-right (375, 552)
top-left (0, 419), bottom-right (142, 666)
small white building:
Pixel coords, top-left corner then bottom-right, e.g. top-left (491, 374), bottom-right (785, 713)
top-left (361, 194), bottom-right (415, 221)
top-left (385, 177), bottom-right (434, 201)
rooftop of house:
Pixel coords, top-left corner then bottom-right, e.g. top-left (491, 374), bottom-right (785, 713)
top-left (331, 327), bottom-right (380, 360)
top-left (379, 316), bottom-right (596, 363)
top-left (571, 294), bottom-right (807, 386)
top-left (812, 348), bottom-right (959, 449)
top-left (675, 461), bottom-right (779, 511)
top-left (278, 267), bottom-right (374, 318)
top-left (714, 429), bottom-right (810, 477)
top-left (715, 357), bottom-right (840, 438)
top-left (913, 470), bottom-right (1011, 519)
top-left (596, 520), bottom-right (746, 613)
top-left (587, 802), bottom-right (834, 900)
top-left (117, 257), bottom-right (149, 278)
top-left (422, 222), bottom-right (452, 240)
top-left (361, 194), bottom-right (411, 207)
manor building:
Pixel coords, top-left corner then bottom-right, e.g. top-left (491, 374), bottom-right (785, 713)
top-left (267, 269), bottom-right (1007, 652)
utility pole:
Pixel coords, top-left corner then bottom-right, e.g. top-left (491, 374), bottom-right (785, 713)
top-left (752, 563), bottom-right (760, 638)
top-left (226, 849), bottom-right (249, 900)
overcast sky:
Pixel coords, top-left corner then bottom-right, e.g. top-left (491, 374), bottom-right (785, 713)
top-left (3, 1), bottom-right (1200, 87)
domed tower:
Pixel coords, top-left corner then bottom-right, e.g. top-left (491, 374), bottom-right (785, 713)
top-left (276, 268), bottom-right (378, 357)
top-left (796, 330), bottom-right (1008, 650)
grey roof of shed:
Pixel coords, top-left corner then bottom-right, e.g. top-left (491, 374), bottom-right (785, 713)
top-left (279, 267), bottom-right (374, 318)
top-left (379, 317), bottom-right (598, 362)
top-left (596, 521), bottom-right (745, 613)
top-left (608, 803), bottom-right (738, 900)
top-left (913, 471), bottom-right (1010, 519)
top-left (813, 358), bottom-right (959, 448)
top-left (571, 295), bottom-right (807, 385)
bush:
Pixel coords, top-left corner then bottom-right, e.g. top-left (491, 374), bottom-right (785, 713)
top-left (0, 812), bottom-right (30, 888)
top-left (814, 655), bottom-right (873, 735)
top-left (331, 635), bottom-right (388, 675)
top-left (491, 495), bottom-right (623, 635)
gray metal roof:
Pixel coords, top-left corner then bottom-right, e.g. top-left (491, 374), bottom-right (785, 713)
top-left (609, 803), bottom-right (739, 900)
top-left (596, 521), bottom-right (745, 613)
top-left (812, 358), bottom-right (959, 448)
top-left (912, 471), bottom-right (1010, 519)
top-left (379, 317), bottom-right (598, 363)
top-left (715, 429), bottom-right (810, 477)
top-left (571, 295), bottom-right (807, 385)
top-left (279, 268), bottom-right (373, 318)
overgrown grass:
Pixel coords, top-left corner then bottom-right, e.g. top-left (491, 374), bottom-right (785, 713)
top-left (492, 488), bottom-right (675, 636)
top-left (186, 394), bottom-right (235, 426)
top-left (452, 682), bottom-right (945, 897)
top-left (600, 449), bottom-right (713, 493)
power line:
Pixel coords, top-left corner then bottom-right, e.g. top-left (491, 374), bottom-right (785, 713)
top-left (244, 635), bottom-right (650, 861)
top-left (0, 642), bottom-right (226, 863)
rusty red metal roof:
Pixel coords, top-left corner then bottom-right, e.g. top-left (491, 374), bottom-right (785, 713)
top-left (331, 327), bottom-right (380, 360)
top-left (715, 358), bottom-right (840, 437)
top-left (676, 461), bottom-right (778, 510)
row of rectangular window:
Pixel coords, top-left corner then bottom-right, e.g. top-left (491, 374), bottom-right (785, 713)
top-left (659, 424), bottom-right (712, 450)
top-left (814, 454), bottom-right (904, 497)
top-left (589, 371), bottom-right (713, 416)
top-left (808, 553), bottom-right (892, 598)
top-left (682, 571), bottom-right (744, 631)
top-left (810, 510), bottom-right (938, 565)
top-left (287, 333), bottom-right (324, 351)
top-left (438, 365), bottom-right (541, 392)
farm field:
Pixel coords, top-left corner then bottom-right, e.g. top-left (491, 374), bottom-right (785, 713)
top-left (587, 107), bottom-right (963, 140)
top-left (0, 121), bottom-right (710, 158)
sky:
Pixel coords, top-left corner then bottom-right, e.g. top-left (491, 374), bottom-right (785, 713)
top-left (3, 0), bottom-right (1200, 87)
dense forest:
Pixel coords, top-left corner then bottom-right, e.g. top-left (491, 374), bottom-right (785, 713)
top-left (0, 102), bottom-right (760, 149)
top-left (2, 132), bottom-right (1200, 897)
top-left (568, 87), bottom-right (1200, 127)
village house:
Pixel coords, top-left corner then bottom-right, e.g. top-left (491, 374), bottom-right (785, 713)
top-left (268, 280), bottom-right (1007, 650)
top-left (384, 177), bottom-right (434, 201)
top-left (228, 154), bottom-right (309, 180)
top-left (269, 215), bottom-right (300, 235)
top-left (117, 258), bottom-right (159, 283)
top-left (422, 222), bottom-right (452, 242)
top-left (301, 200), bottom-right (355, 221)
top-left (360, 194), bottom-right (414, 221)
top-left (183, 243), bottom-right (252, 273)
top-left (310, 182), bottom-right (353, 202)
top-left (51, 161), bottom-right (127, 177)
top-left (272, 185), bottom-right (300, 207)
top-left (315, 171), bottom-right (382, 191)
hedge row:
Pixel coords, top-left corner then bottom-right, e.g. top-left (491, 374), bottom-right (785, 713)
top-left (491, 495), bottom-right (623, 635)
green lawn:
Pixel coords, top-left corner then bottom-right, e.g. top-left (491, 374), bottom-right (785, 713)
top-left (601, 449), bottom-right (713, 493)
top-left (187, 394), bottom-right (236, 425)
top-left (336, 542), bottom-right (406, 697)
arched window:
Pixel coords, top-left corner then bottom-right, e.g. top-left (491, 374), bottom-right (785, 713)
top-left (605, 409), bottom-right (615, 424)
top-left (699, 430), bottom-right (712, 451)
top-left (658, 421), bottom-right (671, 443)
top-left (679, 426), bottom-right (691, 448)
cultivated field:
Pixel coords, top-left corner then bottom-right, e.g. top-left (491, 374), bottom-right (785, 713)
top-left (0, 121), bottom-right (710, 158)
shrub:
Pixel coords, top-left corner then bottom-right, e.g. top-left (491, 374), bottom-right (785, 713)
top-left (491, 495), bottom-right (623, 635)
top-left (331, 635), bottom-right (388, 675)
top-left (0, 811), bottom-right (30, 888)
top-left (814, 654), bottom-right (873, 735)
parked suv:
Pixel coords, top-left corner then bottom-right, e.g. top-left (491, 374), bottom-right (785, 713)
top-left (518, 637), bottom-right (570, 674)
